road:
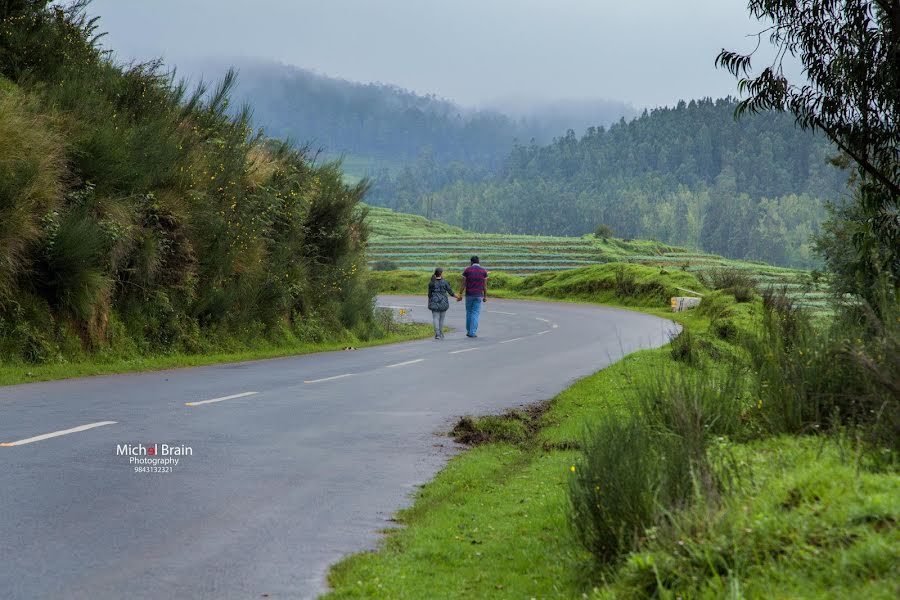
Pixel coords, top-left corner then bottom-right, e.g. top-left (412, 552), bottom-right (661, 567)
top-left (0, 295), bottom-right (677, 599)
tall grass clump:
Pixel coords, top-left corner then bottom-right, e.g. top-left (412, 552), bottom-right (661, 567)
top-left (569, 413), bottom-right (663, 564)
top-left (745, 286), bottom-right (899, 465)
top-left (668, 328), bottom-right (697, 364)
top-left (700, 267), bottom-right (757, 302)
top-left (569, 363), bottom-right (746, 565)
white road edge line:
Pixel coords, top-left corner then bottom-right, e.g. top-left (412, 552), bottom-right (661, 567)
top-left (449, 347), bottom-right (479, 355)
top-left (536, 317), bottom-right (551, 323)
top-left (304, 374), bottom-right (353, 384)
top-left (487, 310), bottom-right (517, 315)
top-left (0, 421), bottom-right (117, 447)
top-left (537, 330), bottom-right (551, 335)
top-left (185, 391), bottom-right (258, 407)
top-left (552, 324), bottom-right (559, 329)
top-left (499, 337), bottom-right (526, 344)
top-left (386, 359), bottom-right (425, 368)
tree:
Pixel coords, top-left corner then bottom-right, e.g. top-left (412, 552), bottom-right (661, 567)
top-left (717, 1), bottom-right (899, 291)
top-left (594, 223), bottom-right (614, 240)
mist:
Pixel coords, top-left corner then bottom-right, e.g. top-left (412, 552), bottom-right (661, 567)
top-left (86, 0), bottom-right (785, 111)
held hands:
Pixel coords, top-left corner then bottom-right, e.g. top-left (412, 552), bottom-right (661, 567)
top-left (456, 294), bottom-right (462, 301)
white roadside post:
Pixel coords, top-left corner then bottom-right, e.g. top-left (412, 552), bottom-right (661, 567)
top-left (671, 287), bottom-right (704, 312)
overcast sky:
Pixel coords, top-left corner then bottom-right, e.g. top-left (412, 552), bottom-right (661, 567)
top-left (88, 0), bottom-right (777, 109)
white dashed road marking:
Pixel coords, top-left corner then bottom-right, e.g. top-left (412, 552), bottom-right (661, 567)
top-left (0, 421), bottom-right (117, 447)
top-left (449, 348), bottom-right (479, 355)
top-left (386, 359), bottom-right (425, 369)
top-left (499, 337), bottom-right (526, 344)
top-left (185, 391), bottom-right (258, 407)
top-left (304, 374), bottom-right (354, 384)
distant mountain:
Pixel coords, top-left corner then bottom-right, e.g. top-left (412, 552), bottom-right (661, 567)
top-left (177, 58), bottom-right (635, 169)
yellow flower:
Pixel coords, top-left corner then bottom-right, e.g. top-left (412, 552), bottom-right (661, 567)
top-left (570, 465), bottom-right (576, 473)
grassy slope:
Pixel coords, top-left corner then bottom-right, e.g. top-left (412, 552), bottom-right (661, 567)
top-left (326, 208), bottom-right (897, 598)
top-left (0, 323), bottom-right (431, 386)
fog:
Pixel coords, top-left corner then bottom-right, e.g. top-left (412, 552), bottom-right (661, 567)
top-left (87, 0), bottom-right (786, 110)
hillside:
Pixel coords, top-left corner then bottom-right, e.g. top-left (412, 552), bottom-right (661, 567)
top-left (368, 98), bottom-right (847, 268)
top-left (365, 206), bottom-right (831, 314)
top-left (0, 3), bottom-right (396, 370)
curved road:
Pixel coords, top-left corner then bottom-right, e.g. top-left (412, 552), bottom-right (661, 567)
top-left (0, 296), bottom-right (676, 599)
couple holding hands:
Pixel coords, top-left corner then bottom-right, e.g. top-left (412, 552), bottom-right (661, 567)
top-left (427, 256), bottom-right (488, 340)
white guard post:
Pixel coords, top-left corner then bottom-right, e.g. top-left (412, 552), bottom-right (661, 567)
top-left (671, 296), bottom-right (702, 312)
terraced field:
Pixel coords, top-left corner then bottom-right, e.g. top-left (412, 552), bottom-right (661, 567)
top-left (365, 206), bottom-right (833, 313)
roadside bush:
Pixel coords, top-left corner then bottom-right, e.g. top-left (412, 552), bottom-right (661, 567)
top-left (614, 265), bottom-right (637, 298)
top-left (569, 413), bottom-right (663, 563)
top-left (731, 285), bottom-right (755, 303)
top-left (699, 267), bottom-right (756, 291)
top-left (743, 287), bottom-right (899, 465)
top-left (669, 329), bottom-right (697, 364)
top-left (570, 359), bottom-right (749, 566)
top-left (0, 88), bottom-right (65, 302)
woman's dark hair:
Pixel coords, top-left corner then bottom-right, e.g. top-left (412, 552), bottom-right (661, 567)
top-left (430, 267), bottom-right (443, 285)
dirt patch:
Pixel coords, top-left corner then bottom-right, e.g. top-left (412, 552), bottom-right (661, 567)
top-left (450, 400), bottom-right (551, 446)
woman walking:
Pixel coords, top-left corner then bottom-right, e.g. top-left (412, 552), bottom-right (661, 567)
top-left (427, 268), bottom-right (459, 339)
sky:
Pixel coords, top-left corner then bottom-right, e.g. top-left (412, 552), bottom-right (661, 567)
top-left (87, 0), bottom-right (781, 110)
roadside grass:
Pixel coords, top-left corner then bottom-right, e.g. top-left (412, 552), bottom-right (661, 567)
top-left (371, 264), bottom-right (701, 306)
top-left (326, 442), bottom-right (587, 599)
top-left (0, 323), bottom-right (432, 386)
top-left (601, 435), bottom-right (900, 599)
top-left (325, 277), bottom-right (898, 598)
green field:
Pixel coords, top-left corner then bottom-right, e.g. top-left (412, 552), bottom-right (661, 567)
top-left (365, 206), bottom-right (832, 314)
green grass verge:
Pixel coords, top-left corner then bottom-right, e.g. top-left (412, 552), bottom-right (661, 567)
top-left (0, 324), bottom-right (432, 386)
top-left (324, 281), bottom-right (896, 598)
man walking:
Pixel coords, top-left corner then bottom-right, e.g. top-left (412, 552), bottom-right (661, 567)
top-left (460, 256), bottom-right (488, 338)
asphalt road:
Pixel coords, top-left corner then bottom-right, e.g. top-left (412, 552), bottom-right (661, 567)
top-left (0, 295), bottom-right (677, 599)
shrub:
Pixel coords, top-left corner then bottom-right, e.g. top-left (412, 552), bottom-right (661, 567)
top-left (669, 329), bottom-right (697, 364)
top-left (0, 88), bottom-right (65, 301)
top-left (614, 265), bottom-right (637, 298)
top-left (595, 223), bottom-right (614, 240)
top-left (743, 288), bottom-right (899, 464)
top-left (569, 413), bottom-right (663, 563)
top-left (731, 285), bottom-right (755, 303)
top-left (699, 267), bottom-right (757, 291)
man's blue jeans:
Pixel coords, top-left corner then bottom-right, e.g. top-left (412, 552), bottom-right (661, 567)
top-left (465, 296), bottom-right (482, 336)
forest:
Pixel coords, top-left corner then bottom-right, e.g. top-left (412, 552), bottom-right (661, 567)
top-left (368, 98), bottom-right (848, 268)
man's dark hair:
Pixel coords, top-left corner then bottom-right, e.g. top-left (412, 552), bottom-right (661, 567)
top-left (470, 256), bottom-right (479, 264)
